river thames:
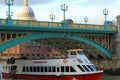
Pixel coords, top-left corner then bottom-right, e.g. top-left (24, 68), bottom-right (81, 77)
top-left (100, 75), bottom-right (120, 80)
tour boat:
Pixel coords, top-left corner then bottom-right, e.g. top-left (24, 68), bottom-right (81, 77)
top-left (2, 49), bottom-right (103, 80)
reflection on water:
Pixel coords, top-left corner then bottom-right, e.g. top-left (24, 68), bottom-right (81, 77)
top-left (100, 74), bottom-right (120, 80)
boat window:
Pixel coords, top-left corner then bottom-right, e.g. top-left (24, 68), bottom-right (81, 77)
top-left (92, 65), bottom-right (97, 71)
top-left (37, 66), bottom-right (40, 72)
top-left (77, 59), bottom-right (82, 63)
top-left (33, 66), bottom-right (36, 72)
top-left (57, 67), bottom-right (60, 72)
top-left (87, 65), bottom-right (94, 71)
top-left (22, 66), bottom-right (25, 72)
top-left (26, 66), bottom-right (29, 72)
top-left (61, 66), bottom-right (64, 72)
top-left (11, 66), bottom-right (17, 71)
top-left (30, 66), bottom-right (33, 72)
top-left (77, 51), bottom-right (81, 53)
top-left (70, 51), bottom-right (76, 55)
top-left (70, 66), bottom-right (76, 72)
top-left (82, 65), bottom-right (90, 72)
top-left (48, 66), bottom-right (51, 72)
top-left (41, 67), bottom-right (43, 72)
top-left (52, 66), bottom-right (56, 72)
top-left (77, 65), bottom-right (85, 72)
top-left (65, 66), bottom-right (69, 72)
top-left (45, 66), bottom-right (47, 72)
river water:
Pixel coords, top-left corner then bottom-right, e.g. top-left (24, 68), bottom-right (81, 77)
top-left (100, 75), bottom-right (120, 80)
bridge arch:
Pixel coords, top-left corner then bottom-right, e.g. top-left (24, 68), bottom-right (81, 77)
top-left (0, 32), bottom-right (112, 58)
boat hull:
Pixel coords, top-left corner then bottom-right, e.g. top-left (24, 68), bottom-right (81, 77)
top-left (2, 72), bottom-right (102, 80)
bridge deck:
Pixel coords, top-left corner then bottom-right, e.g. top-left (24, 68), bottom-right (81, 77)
top-left (0, 19), bottom-right (117, 33)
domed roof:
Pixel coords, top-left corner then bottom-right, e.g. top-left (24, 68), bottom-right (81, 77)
top-left (116, 15), bottom-right (120, 18)
top-left (17, 0), bottom-right (36, 20)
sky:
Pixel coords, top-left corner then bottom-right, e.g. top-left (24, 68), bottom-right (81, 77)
top-left (0, 0), bottom-right (120, 24)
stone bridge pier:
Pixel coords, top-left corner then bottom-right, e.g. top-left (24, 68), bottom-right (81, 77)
top-left (91, 15), bottom-right (120, 70)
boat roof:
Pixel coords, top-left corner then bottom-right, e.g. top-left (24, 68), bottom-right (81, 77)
top-left (66, 49), bottom-right (84, 52)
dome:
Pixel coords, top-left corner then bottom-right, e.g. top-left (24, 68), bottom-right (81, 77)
top-left (17, 0), bottom-right (36, 20)
top-left (116, 15), bottom-right (120, 18)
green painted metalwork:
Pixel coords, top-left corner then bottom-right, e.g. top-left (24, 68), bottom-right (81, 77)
top-left (0, 19), bottom-right (117, 33)
top-left (0, 32), bottom-right (112, 58)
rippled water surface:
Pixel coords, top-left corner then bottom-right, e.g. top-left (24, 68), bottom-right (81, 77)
top-left (100, 74), bottom-right (120, 80)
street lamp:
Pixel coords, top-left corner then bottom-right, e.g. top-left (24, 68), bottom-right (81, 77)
top-left (50, 13), bottom-right (55, 22)
top-left (103, 9), bottom-right (108, 24)
top-left (61, 3), bottom-right (68, 27)
top-left (5, 0), bottom-right (14, 19)
top-left (84, 16), bottom-right (88, 26)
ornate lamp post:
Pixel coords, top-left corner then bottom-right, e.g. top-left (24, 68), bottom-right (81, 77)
top-left (5, 0), bottom-right (14, 19)
top-left (61, 3), bottom-right (68, 27)
top-left (84, 16), bottom-right (88, 26)
top-left (50, 13), bottom-right (55, 22)
top-left (103, 9), bottom-right (108, 24)
top-left (112, 20), bottom-right (116, 26)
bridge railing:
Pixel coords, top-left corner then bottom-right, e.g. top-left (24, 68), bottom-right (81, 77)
top-left (0, 19), bottom-right (117, 31)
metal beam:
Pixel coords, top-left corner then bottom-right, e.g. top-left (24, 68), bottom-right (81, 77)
top-left (0, 32), bottom-right (112, 58)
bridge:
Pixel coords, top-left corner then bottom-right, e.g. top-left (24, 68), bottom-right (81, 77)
top-left (0, 18), bottom-right (117, 59)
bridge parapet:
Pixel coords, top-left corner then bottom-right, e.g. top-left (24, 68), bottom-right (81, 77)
top-left (0, 19), bottom-right (117, 33)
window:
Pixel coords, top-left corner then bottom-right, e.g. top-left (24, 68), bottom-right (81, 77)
top-left (41, 67), bottom-right (43, 72)
top-left (61, 66), bottom-right (64, 72)
top-left (26, 66), bottom-right (29, 72)
top-left (77, 65), bottom-right (85, 72)
top-left (20, 54), bottom-right (24, 56)
top-left (3, 54), bottom-right (8, 56)
top-left (65, 66), bottom-right (69, 72)
top-left (57, 67), bottom-right (60, 72)
top-left (52, 66), bottom-right (56, 72)
top-left (37, 67), bottom-right (40, 72)
top-left (37, 54), bottom-right (40, 56)
top-left (48, 66), bottom-right (51, 72)
top-left (70, 66), bottom-right (76, 72)
top-left (32, 54), bottom-right (35, 56)
top-left (22, 67), bottom-right (25, 72)
top-left (82, 65), bottom-right (90, 72)
top-left (46, 54), bottom-right (50, 56)
top-left (26, 54), bottom-right (29, 56)
top-left (92, 65), bottom-right (97, 71)
top-left (45, 66), bottom-right (47, 72)
top-left (11, 66), bottom-right (17, 71)
top-left (87, 65), bottom-right (94, 71)
top-left (33, 66), bottom-right (36, 72)
top-left (30, 66), bottom-right (33, 72)
top-left (77, 59), bottom-right (82, 63)
top-left (70, 52), bottom-right (76, 55)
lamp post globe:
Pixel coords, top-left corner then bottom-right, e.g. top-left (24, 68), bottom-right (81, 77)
top-left (61, 3), bottom-right (68, 27)
top-left (84, 16), bottom-right (88, 25)
top-left (5, 0), bottom-right (14, 19)
top-left (103, 9), bottom-right (108, 24)
top-left (50, 13), bottom-right (55, 22)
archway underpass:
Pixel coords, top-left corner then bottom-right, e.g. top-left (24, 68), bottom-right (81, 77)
top-left (34, 38), bottom-right (108, 59)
